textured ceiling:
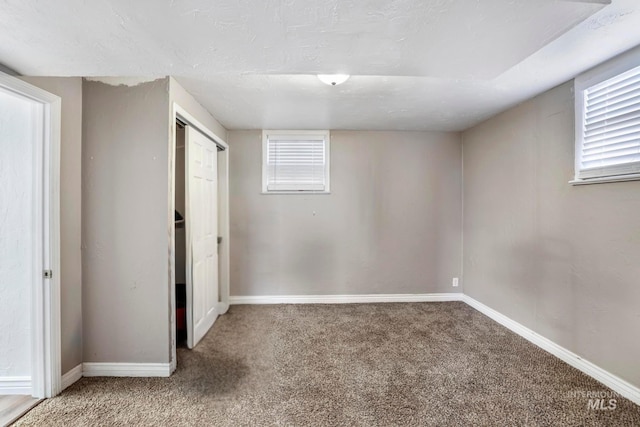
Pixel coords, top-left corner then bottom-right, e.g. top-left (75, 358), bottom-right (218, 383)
top-left (1, 0), bottom-right (639, 131)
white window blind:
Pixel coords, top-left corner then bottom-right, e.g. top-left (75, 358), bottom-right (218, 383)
top-left (262, 131), bottom-right (330, 193)
top-left (577, 64), bottom-right (640, 180)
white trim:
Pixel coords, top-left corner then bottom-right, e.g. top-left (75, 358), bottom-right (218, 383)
top-left (45, 91), bottom-right (62, 398)
top-left (217, 146), bottom-right (230, 316)
top-left (0, 73), bottom-right (62, 398)
top-left (0, 377), bottom-right (32, 395)
top-left (230, 293), bottom-right (463, 305)
top-left (169, 110), bottom-right (177, 374)
top-left (569, 173), bottom-right (640, 185)
top-left (462, 295), bottom-right (640, 406)
top-left (82, 363), bottom-right (171, 378)
top-left (61, 364), bottom-right (83, 391)
top-left (218, 301), bottom-right (229, 315)
top-left (261, 191), bottom-right (331, 195)
top-left (460, 143), bottom-right (464, 293)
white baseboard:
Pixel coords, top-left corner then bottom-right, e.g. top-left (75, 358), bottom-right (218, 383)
top-left (82, 363), bottom-right (171, 378)
top-left (230, 293), bottom-right (463, 305)
top-left (0, 376), bottom-right (31, 395)
top-left (462, 295), bottom-right (640, 406)
top-left (61, 364), bottom-right (83, 390)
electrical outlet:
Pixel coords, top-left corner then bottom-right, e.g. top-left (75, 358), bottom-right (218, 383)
top-left (452, 277), bottom-right (459, 287)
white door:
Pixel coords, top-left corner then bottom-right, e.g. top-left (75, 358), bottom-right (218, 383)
top-left (0, 87), bottom-right (36, 394)
top-left (185, 125), bottom-right (219, 349)
top-left (0, 76), bottom-right (61, 398)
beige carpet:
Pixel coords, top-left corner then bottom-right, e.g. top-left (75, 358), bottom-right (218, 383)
top-left (15, 302), bottom-right (640, 426)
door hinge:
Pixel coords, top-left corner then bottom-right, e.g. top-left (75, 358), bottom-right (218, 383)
top-left (44, 270), bottom-right (53, 279)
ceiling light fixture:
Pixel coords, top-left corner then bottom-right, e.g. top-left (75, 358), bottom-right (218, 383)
top-left (317, 74), bottom-right (350, 86)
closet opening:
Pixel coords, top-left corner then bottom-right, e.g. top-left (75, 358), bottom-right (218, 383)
top-left (174, 121), bottom-right (188, 347)
top-left (170, 107), bottom-right (230, 373)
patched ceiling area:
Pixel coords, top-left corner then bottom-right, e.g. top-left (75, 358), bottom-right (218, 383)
top-left (1, 0), bottom-right (640, 131)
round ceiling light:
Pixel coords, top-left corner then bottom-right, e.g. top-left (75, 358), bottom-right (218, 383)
top-left (317, 74), bottom-right (350, 86)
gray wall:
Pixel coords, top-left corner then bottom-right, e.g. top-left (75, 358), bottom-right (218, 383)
top-left (462, 81), bottom-right (640, 388)
top-left (20, 77), bottom-right (83, 375)
top-left (82, 78), bottom-right (171, 363)
top-left (229, 130), bottom-right (462, 296)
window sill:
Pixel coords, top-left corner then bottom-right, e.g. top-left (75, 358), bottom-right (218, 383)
top-left (569, 173), bottom-right (640, 186)
top-left (261, 191), bottom-right (331, 195)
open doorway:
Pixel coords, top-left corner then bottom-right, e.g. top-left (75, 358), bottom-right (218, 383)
top-left (169, 105), bottom-right (230, 372)
top-left (0, 74), bottom-right (62, 400)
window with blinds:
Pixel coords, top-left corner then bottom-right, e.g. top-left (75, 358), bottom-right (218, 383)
top-left (262, 131), bottom-right (330, 193)
top-left (576, 63), bottom-right (640, 180)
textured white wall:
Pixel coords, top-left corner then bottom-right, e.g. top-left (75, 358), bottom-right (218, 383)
top-left (0, 88), bottom-right (33, 378)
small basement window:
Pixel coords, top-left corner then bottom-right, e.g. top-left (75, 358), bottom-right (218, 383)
top-left (262, 130), bottom-right (330, 193)
top-left (574, 52), bottom-right (640, 184)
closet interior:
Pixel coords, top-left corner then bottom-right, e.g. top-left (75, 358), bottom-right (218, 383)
top-left (174, 122), bottom-right (187, 346)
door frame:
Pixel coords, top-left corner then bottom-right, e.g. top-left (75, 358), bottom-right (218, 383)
top-left (0, 73), bottom-right (62, 398)
top-left (169, 103), bottom-right (229, 372)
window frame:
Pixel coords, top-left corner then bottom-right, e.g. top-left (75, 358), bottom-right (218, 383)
top-left (573, 47), bottom-right (640, 185)
top-left (261, 130), bottom-right (331, 194)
